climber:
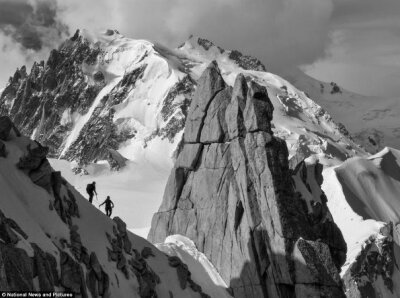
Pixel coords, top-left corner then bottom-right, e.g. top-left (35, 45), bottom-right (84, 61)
top-left (99, 196), bottom-right (114, 217)
top-left (86, 181), bottom-right (97, 204)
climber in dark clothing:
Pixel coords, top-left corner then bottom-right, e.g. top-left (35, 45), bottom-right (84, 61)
top-left (99, 196), bottom-right (114, 217)
top-left (86, 181), bottom-right (97, 204)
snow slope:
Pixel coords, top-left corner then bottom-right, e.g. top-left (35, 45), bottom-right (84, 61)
top-left (49, 158), bottom-right (170, 235)
top-left (283, 68), bottom-right (400, 153)
top-left (322, 147), bottom-right (400, 296)
top-left (0, 128), bottom-right (228, 297)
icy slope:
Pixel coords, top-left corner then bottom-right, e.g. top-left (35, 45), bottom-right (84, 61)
top-left (0, 117), bottom-right (228, 297)
top-left (321, 147), bottom-right (400, 297)
top-left (283, 68), bottom-right (400, 153)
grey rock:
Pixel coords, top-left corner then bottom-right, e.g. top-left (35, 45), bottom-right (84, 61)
top-left (123, 236), bottom-right (132, 254)
top-left (86, 269), bottom-right (99, 297)
top-left (0, 140), bottom-right (7, 158)
top-left (175, 143), bottom-right (203, 170)
top-left (243, 81), bottom-right (273, 133)
top-left (168, 256), bottom-right (182, 268)
top-left (141, 247), bottom-right (155, 259)
top-left (225, 74), bottom-right (247, 139)
top-left (200, 87), bottom-right (232, 143)
top-left (107, 247), bottom-right (117, 262)
top-left (0, 242), bottom-right (34, 291)
top-left (117, 251), bottom-right (127, 270)
top-left (31, 243), bottom-right (58, 290)
top-left (70, 226), bottom-right (83, 260)
top-left (176, 264), bottom-right (189, 289)
top-left (183, 61), bottom-right (225, 143)
top-left (0, 116), bottom-right (14, 141)
top-left (113, 217), bottom-right (127, 236)
top-left (90, 252), bottom-right (102, 280)
top-left (343, 222), bottom-right (395, 297)
top-left (60, 251), bottom-right (85, 294)
top-left (17, 142), bottom-right (49, 170)
top-left (98, 270), bottom-right (110, 297)
top-left (293, 239), bottom-right (341, 286)
top-left (149, 64), bottom-right (346, 297)
top-left (28, 158), bottom-right (53, 192)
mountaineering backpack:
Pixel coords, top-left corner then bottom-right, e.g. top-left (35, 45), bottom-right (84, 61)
top-left (86, 183), bottom-right (94, 193)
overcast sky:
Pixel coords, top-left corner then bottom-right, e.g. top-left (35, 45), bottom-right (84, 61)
top-left (0, 0), bottom-right (399, 97)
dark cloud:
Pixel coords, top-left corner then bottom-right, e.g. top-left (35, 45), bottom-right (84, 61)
top-left (0, 0), bottom-right (68, 50)
top-left (0, 1), bottom-right (33, 26)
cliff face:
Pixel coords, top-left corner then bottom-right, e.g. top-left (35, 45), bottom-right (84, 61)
top-left (0, 32), bottom-right (106, 159)
top-left (148, 62), bottom-right (347, 297)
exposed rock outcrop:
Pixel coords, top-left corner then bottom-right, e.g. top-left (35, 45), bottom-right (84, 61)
top-left (166, 255), bottom-right (211, 297)
top-left (149, 62), bottom-right (346, 297)
top-left (0, 34), bottom-right (106, 160)
top-left (106, 217), bottom-right (162, 297)
top-left (0, 210), bottom-right (36, 291)
top-left (291, 159), bottom-right (347, 271)
top-left (343, 222), bottom-right (397, 297)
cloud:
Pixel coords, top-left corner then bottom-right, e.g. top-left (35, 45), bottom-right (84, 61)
top-left (55, 0), bottom-right (335, 73)
top-left (0, 0), bottom-right (67, 50)
top-left (0, 0), bottom-right (68, 87)
top-left (304, 0), bottom-right (400, 97)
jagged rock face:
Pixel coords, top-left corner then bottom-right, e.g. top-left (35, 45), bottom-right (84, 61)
top-left (291, 159), bottom-right (347, 271)
top-left (149, 62), bottom-right (346, 297)
top-left (0, 31), bottom-right (194, 170)
top-left (343, 223), bottom-right (397, 298)
top-left (0, 33), bottom-right (105, 157)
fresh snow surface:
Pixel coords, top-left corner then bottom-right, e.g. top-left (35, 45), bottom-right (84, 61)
top-left (322, 147), bottom-right (400, 278)
top-left (1, 133), bottom-right (226, 297)
top-left (283, 68), bottom-right (400, 152)
top-left (49, 158), bottom-right (170, 232)
top-left (322, 166), bottom-right (383, 275)
top-left (157, 235), bottom-right (232, 298)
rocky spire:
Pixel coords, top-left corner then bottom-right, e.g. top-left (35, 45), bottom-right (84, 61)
top-left (148, 61), bottom-right (346, 297)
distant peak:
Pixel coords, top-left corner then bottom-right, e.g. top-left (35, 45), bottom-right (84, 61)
top-left (180, 34), bottom-right (225, 53)
top-left (179, 34), bottom-right (266, 72)
top-left (105, 29), bottom-right (120, 36)
top-left (69, 28), bottom-right (124, 44)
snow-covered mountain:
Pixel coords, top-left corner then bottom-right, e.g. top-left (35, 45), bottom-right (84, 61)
top-left (0, 115), bottom-right (230, 297)
top-left (0, 30), bottom-right (366, 234)
top-left (1, 29), bottom-right (400, 297)
top-left (0, 29), bottom-right (364, 171)
top-left (283, 68), bottom-right (400, 154)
